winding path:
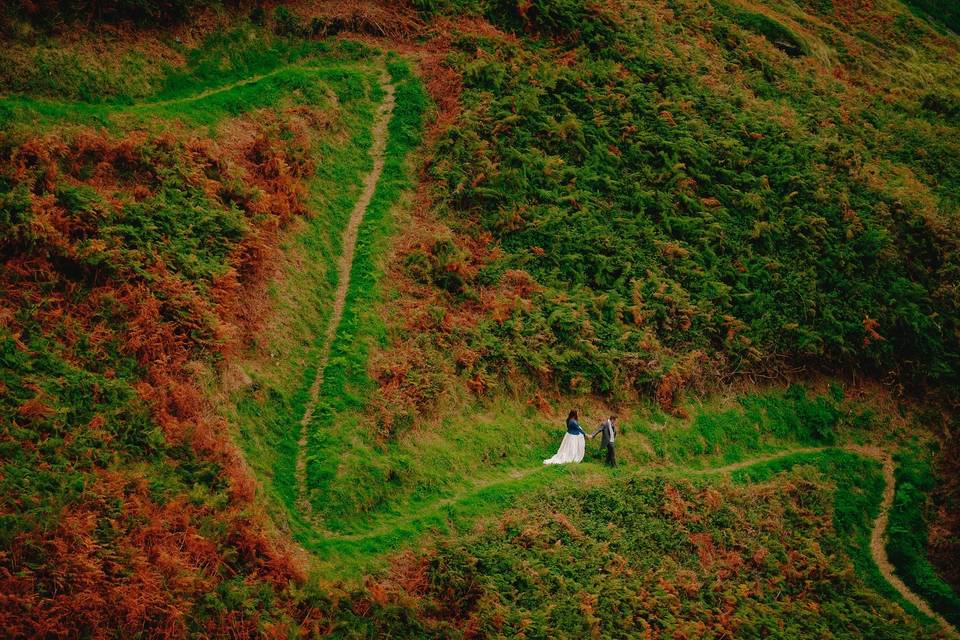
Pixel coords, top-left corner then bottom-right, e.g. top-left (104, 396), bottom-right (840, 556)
top-left (318, 445), bottom-right (958, 636)
top-left (866, 449), bottom-right (959, 638)
top-left (294, 70), bottom-right (395, 518)
top-left (686, 445), bottom-right (959, 638)
top-left (328, 468), bottom-right (539, 542)
top-left (137, 63), bottom-right (358, 109)
top-left (266, 66), bottom-right (957, 639)
top-left (141, 68), bottom-right (286, 108)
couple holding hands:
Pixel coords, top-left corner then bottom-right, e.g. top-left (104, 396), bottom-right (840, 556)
top-left (543, 410), bottom-right (617, 467)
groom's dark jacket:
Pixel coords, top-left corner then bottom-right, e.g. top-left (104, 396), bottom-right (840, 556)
top-left (592, 419), bottom-right (615, 448)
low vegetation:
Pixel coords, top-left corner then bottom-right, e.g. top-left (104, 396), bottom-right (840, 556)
top-left (322, 453), bottom-right (931, 638)
top-left (380, 0), bottom-right (960, 416)
top-left (0, 27), bottom-right (391, 635)
top-left (888, 445), bottom-right (960, 626)
top-left (1, 0), bottom-right (959, 637)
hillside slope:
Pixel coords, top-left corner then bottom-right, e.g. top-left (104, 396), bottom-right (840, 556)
top-left (378, 0), bottom-right (960, 413)
top-left (1, 0), bottom-right (959, 638)
top-left (0, 24), bottom-right (405, 635)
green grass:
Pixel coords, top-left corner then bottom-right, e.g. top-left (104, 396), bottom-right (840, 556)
top-left (901, 0), bottom-right (960, 34)
top-left (0, 23), bottom-right (372, 104)
top-left (288, 380), bottom-right (911, 580)
top-left (316, 450), bottom-right (938, 638)
top-left (301, 57), bottom-right (428, 516)
top-left (212, 66), bottom-right (381, 534)
top-left (633, 384), bottom-right (844, 468)
top-left (0, 29), bottom-right (377, 134)
top-left (304, 466), bottom-right (563, 576)
top-left (712, 0), bottom-right (810, 57)
top-left (887, 445), bottom-right (960, 626)
top-left (0, 63), bottom-right (376, 134)
top-left (209, 54), bottom-right (429, 559)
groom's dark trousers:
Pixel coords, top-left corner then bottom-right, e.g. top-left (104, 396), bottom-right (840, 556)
top-left (605, 442), bottom-right (616, 467)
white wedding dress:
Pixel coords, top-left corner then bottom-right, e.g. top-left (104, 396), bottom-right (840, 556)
top-left (543, 432), bottom-right (585, 465)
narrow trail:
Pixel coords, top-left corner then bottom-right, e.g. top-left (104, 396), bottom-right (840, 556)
top-left (681, 446), bottom-right (828, 475)
top-left (1, 62), bottom-right (359, 111)
top-left (319, 445), bottom-right (958, 636)
top-left (682, 444), bottom-right (959, 638)
top-left (294, 71), bottom-right (395, 519)
top-left (137, 63), bottom-right (356, 109)
top-left (864, 448), bottom-right (959, 638)
top-left (328, 467), bottom-right (539, 542)
top-left (140, 68), bottom-right (285, 108)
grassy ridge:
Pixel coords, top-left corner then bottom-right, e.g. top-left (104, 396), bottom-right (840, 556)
top-left (0, 65), bottom-right (341, 130)
top-left (635, 384), bottom-right (844, 466)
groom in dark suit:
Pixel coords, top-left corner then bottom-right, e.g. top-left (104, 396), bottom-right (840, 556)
top-left (590, 415), bottom-right (617, 467)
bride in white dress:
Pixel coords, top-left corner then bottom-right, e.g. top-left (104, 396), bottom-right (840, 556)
top-left (544, 410), bottom-right (586, 465)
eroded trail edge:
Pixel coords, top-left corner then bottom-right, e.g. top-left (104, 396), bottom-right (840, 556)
top-left (295, 72), bottom-right (395, 518)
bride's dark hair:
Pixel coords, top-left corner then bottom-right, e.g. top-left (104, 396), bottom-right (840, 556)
top-left (568, 410), bottom-right (578, 420)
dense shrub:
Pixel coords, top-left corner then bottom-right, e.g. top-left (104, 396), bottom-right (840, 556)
top-left (484, 0), bottom-right (622, 49)
top-left (922, 91), bottom-right (960, 122)
top-left (713, 0), bottom-right (809, 56)
top-left (930, 426), bottom-right (960, 595)
top-left (0, 82), bottom-right (325, 637)
top-left (339, 460), bottom-right (932, 638)
top-left (393, 0), bottom-right (960, 407)
top-left (8, 0), bottom-right (207, 26)
top-left (902, 0), bottom-right (960, 33)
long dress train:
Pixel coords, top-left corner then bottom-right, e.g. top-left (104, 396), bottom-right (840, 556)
top-left (543, 433), bottom-right (585, 465)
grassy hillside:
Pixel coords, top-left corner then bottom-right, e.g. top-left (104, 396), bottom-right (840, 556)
top-left (1, 1), bottom-right (959, 638)
top-left (377, 0), bottom-right (960, 415)
top-left (0, 23), bottom-right (397, 635)
top-left (315, 450), bottom-right (933, 638)
top-left (363, 0), bottom-right (960, 632)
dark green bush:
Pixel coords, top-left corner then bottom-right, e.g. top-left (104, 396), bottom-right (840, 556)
top-left (249, 5), bottom-right (266, 26)
top-left (922, 91), bottom-right (960, 121)
top-left (9, 0), bottom-right (206, 27)
top-left (902, 0), bottom-right (960, 33)
top-left (272, 5), bottom-right (302, 37)
top-left (483, 0), bottom-right (622, 49)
